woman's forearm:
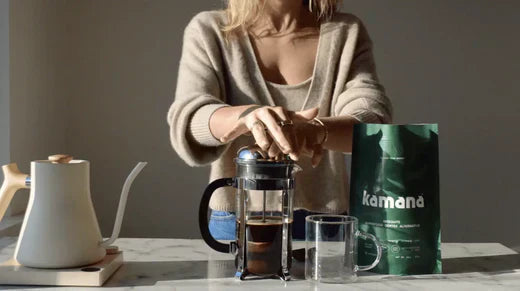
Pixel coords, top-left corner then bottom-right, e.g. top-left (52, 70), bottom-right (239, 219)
top-left (209, 105), bottom-right (255, 140)
top-left (319, 116), bottom-right (358, 153)
top-left (213, 104), bottom-right (358, 153)
top-left (211, 105), bottom-right (358, 154)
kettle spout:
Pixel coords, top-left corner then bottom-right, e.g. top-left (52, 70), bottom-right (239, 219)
top-left (100, 162), bottom-right (147, 248)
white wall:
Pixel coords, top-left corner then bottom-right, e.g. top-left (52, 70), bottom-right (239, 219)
top-left (7, 0), bottom-right (520, 246)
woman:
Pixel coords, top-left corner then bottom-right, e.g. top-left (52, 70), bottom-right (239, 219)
top-left (167, 0), bottom-right (392, 240)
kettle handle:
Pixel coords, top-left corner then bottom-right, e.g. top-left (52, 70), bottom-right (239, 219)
top-left (0, 164), bottom-right (30, 222)
top-left (199, 178), bottom-right (234, 253)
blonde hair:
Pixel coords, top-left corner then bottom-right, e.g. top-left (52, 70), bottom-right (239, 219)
top-left (222, 0), bottom-right (340, 36)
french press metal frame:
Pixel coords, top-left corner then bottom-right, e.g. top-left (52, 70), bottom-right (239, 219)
top-left (199, 148), bottom-right (298, 281)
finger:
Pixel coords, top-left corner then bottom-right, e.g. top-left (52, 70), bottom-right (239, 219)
top-left (258, 110), bottom-right (293, 153)
top-left (300, 144), bottom-right (312, 157)
top-left (299, 136), bottom-right (313, 157)
top-left (247, 144), bottom-right (268, 159)
top-left (289, 152), bottom-right (299, 161)
top-left (268, 142), bottom-right (282, 158)
top-left (289, 107), bottom-right (319, 122)
top-left (283, 123), bottom-right (299, 159)
top-left (220, 122), bottom-right (249, 143)
top-left (271, 106), bottom-right (290, 122)
top-left (249, 120), bottom-right (271, 150)
top-left (271, 107), bottom-right (298, 156)
top-left (311, 144), bottom-right (324, 168)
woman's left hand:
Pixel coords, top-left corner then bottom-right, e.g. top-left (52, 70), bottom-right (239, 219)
top-left (220, 107), bottom-right (319, 160)
top-left (266, 118), bottom-right (326, 167)
top-left (220, 106), bottom-right (326, 166)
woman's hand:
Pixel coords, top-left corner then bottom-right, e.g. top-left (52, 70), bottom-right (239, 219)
top-left (293, 119), bottom-right (327, 167)
top-left (265, 118), bottom-right (326, 167)
top-left (219, 106), bottom-right (319, 160)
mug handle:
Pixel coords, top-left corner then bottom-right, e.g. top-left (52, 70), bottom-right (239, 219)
top-left (199, 178), bottom-right (235, 254)
top-left (355, 230), bottom-right (383, 272)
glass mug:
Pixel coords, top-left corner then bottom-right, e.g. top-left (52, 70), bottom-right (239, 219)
top-left (305, 215), bottom-right (382, 283)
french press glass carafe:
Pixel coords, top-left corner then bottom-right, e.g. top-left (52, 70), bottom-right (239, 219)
top-left (199, 147), bottom-right (302, 280)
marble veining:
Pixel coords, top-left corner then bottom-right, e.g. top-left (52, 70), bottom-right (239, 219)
top-left (0, 238), bottom-right (518, 290)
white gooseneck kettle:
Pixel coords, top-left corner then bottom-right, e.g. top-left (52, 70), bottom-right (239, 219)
top-left (0, 154), bottom-right (147, 268)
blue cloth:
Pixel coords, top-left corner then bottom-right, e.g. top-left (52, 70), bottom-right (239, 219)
top-left (208, 209), bottom-right (333, 241)
top-left (208, 211), bottom-right (236, 240)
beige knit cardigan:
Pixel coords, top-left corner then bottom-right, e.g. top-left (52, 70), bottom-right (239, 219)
top-left (167, 11), bottom-right (392, 212)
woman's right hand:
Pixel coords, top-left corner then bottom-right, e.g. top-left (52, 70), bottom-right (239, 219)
top-left (219, 106), bottom-right (318, 160)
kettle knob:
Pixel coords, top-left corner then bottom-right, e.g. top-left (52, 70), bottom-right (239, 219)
top-left (48, 154), bottom-right (73, 164)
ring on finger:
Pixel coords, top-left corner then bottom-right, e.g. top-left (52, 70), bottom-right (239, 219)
top-left (278, 120), bottom-right (294, 127)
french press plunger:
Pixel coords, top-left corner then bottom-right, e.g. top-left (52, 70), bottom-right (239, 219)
top-left (199, 146), bottom-right (302, 280)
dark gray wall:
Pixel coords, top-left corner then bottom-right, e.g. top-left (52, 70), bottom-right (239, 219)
top-left (343, 0), bottom-right (520, 246)
top-left (0, 0), bottom-right (8, 166)
top-left (9, 0), bottom-right (70, 214)
top-left (63, 0), bottom-right (219, 239)
top-left (8, 0), bottom-right (520, 246)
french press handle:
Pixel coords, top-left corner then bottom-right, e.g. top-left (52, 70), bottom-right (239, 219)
top-left (199, 177), bottom-right (235, 253)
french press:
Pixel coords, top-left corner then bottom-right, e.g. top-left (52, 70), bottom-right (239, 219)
top-left (199, 146), bottom-right (302, 280)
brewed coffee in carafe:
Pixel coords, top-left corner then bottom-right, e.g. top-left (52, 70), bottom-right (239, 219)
top-left (245, 216), bottom-right (293, 275)
top-left (238, 189), bottom-right (293, 277)
top-left (199, 147), bottom-right (301, 280)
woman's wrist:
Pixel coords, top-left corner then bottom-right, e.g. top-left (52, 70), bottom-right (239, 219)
top-left (238, 104), bottom-right (263, 119)
top-left (210, 105), bottom-right (257, 140)
top-left (309, 118), bottom-right (327, 146)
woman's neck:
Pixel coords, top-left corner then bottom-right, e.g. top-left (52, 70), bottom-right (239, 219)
top-left (252, 0), bottom-right (317, 36)
top-left (263, 0), bottom-right (303, 32)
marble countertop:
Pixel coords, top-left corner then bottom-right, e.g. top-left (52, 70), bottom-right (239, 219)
top-left (0, 237), bottom-right (519, 290)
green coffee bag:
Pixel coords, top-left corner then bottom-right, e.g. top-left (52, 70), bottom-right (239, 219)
top-left (350, 124), bottom-right (441, 275)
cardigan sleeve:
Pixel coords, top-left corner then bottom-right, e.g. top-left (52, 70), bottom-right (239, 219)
top-left (333, 19), bottom-right (393, 123)
top-left (167, 14), bottom-right (231, 167)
